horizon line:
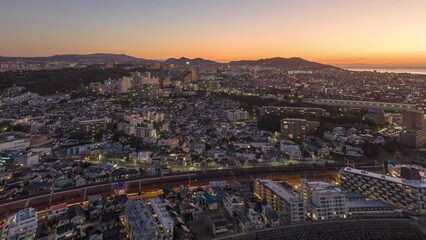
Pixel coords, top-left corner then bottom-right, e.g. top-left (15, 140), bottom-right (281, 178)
top-left (2, 52), bottom-right (426, 67)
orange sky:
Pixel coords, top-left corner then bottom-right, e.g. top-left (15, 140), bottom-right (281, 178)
top-left (1, 0), bottom-right (426, 65)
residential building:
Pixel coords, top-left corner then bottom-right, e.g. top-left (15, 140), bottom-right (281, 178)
top-left (280, 142), bottom-right (303, 160)
top-left (124, 198), bottom-right (174, 240)
top-left (74, 119), bottom-right (107, 135)
top-left (0, 132), bottom-right (30, 151)
top-left (254, 179), bottom-right (305, 223)
top-left (340, 167), bottom-right (426, 214)
top-left (137, 151), bottom-right (152, 164)
top-left (1, 208), bottom-right (37, 240)
top-left (136, 127), bottom-right (156, 139)
top-left (225, 110), bottom-right (250, 122)
top-left (346, 200), bottom-right (403, 219)
top-left (281, 118), bottom-right (319, 140)
top-left (399, 128), bottom-right (426, 148)
top-left (300, 179), bottom-right (347, 221)
top-left (223, 192), bottom-right (245, 216)
top-left (48, 203), bottom-right (68, 219)
top-left (118, 76), bottom-right (132, 94)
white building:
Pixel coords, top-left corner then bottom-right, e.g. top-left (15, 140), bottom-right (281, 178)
top-left (137, 151), bottom-right (152, 164)
top-left (280, 142), bottom-right (302, 160)
top-left (234, 142), bottom-right (274, 153)
top-left (125, 199), bottom-right (156, 240)
top-left (125, 198), bottom-right (174, 240)
top-left (136, 127), bottom-right (156, 139)
top-left (103, 78), bottom-right (117, 94)
top-left (0, 133), bottom-right (30, 151)
top-left (15, 152), bottom-right (40, 167)
top-left (118, 76), bottom-right (132, 94)
top-left (223, 192), bottom-right (245, 216)
top-left (254, 179), bottom-right (305, 223)
top-left (225, 110), bottom-right (250, 122)
top-left (340, 167), bottom-right (426, 215)
top-left (300, 179), bottom-right (347, 221)
top-left (1, 208), bottom-right (37, 240)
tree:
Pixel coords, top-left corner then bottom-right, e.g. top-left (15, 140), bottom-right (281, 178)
top-left (257, 114), bottom-right (281, 132)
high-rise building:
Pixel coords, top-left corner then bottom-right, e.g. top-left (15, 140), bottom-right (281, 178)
top-left (1, 208), bottom-right (37, 240)
top-left (136, 126), bottom-right (156, 139)
top-left (281, 118), bottom-right (319, 140)
top-left (103, 78), bottom-right (117, 94)
top-left (402, 110), bottom-right (425, 129)
top-left (118, 76), bottom-right (132, 94)
top-left (399, 129), bottom-right (426, 148)
top-left (300, 179), bottom-right (348, 221)
top-left (207, 81), bottom-right (221, 92)
top-left (254, 179), bottom-right (305, 223)
top-left (340, 167), bottom-right (426, 215)
top-left (399, 110), bottom-right (426, 148)
top-left (184, 69), bottom-right (198, 83)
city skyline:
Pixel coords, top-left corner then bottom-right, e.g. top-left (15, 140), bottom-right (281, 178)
top-left (1, 0), bottom-right (426, 66)
top-left (1, 1), bottom-right (426, 239)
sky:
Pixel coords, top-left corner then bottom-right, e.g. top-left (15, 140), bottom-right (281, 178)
top-left (1, 0), bottom-right (426, 65)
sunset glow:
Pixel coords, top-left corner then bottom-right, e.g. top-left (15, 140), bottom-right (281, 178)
top-left (1, 0), bottom-right (426, 65)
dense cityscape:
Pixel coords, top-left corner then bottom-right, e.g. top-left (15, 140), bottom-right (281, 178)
top-left (0, 55), bottom-right (425, 240)
top-left (1, 1), bottom-right (426, 240)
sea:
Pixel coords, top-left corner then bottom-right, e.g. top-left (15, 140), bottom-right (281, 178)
top-left (345, 68), bottom-right (426, 75)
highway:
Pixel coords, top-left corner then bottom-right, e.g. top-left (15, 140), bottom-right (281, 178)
top-left (0, 163), bottom-right (343, 218)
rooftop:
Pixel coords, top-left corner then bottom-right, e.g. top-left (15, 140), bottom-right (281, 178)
top-left (0, 132), bottom-right (30, 143)
top-left (343, 192), bottom-right (367, 199)
top-left (346, 200), bottom-right (394, 209)
top-left (17, 208), bottom-right (36, 222)
top-left (257, 179), bottom-right (301, 202)
top-left (342, 167), bottom-right (426, 188)
top-left (49, 202), bottom-right (67, 211)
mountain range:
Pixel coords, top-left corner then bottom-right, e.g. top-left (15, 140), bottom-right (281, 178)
top-left (0, 53), bottom-right (338, 70)
top-left (0, 53), bottom-right (151, 64)
top-left (229, 57), bottom-right (338, 70)
top-left (164, 57), bottom-right (220, 67)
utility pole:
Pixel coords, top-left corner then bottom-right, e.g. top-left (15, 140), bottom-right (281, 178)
top-left (49, 189), bottom-right (54, 204)
top-left (83, 188), bottom-right (87, 202)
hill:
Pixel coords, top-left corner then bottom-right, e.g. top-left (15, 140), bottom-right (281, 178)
top-left (164, 57), bottom-right (221, 67)
top-left (0, 53), bottom-right (153, 64)
top-left (229, 57), bottom-right (339, 70)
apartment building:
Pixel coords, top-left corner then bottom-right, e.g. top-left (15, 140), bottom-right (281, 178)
top-left (124, 198), bottom-right (174, 240)
top-left (74, 119), bottom-right (107, 135)
top-left (1, 208), bottom-right (37, 240)
top-left (300, 179), bottom-right (348, 221)
top-left (340, 167), bottom-right (426, 214)
top-left (254, 179), bottom-right (305, 223)
top-left (281, 118), bottom-right (319, 140)
top-left (225, 110), bottom-right (250, 122)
